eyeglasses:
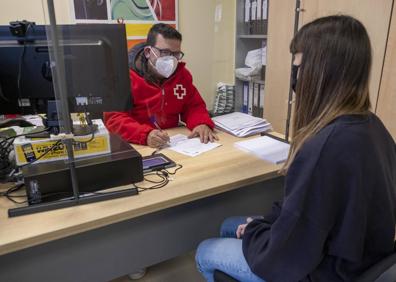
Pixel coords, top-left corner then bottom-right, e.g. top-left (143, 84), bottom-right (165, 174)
top-left (151, 46), bottom-right (184, 60)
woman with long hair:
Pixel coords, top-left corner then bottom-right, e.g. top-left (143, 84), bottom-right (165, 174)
top-left (195, 15), bottom-right (396, 282)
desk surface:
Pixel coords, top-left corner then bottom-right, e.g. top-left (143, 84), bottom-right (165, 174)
top-left (0, 128), bottom-right (281, 256)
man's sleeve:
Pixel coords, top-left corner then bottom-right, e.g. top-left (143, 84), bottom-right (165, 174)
top-left (180, 75), bottom-right (214, 130)
top-left (104, 111), bottom-right (154, 145)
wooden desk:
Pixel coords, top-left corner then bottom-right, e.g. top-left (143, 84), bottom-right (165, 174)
top-left (0, 128), bottom-right (284, 282)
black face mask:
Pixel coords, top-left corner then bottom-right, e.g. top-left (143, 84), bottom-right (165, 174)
top-left (291, 64), bottom-right (300, 93)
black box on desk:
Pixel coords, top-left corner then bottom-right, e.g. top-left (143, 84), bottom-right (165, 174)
top-left (21, 134), bottom-right (143, 204)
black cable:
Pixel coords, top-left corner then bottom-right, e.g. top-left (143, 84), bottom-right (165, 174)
top-left (72, 106), bottom-right (95, 144)
top-left (164, 164), bottom-right (183, 175)
top-left (0, 183), bottom-right (81, 205)
top-left (16, 42), bottom-right (27, 115)
top-left (0, 127), bottom-right (49, 146)
top-left (0, 183), bottom-right (27, 204)
top-left (19, 139), bottom-right (62, 168)
top-left (143, 171), bottom-right (168, 183)
top-left (16, 23), bottom-right (34, 115)
top-left (73, 126), bottom-right (95, 144)
top-left (0, 138), bottom-right (17, 180)
top-left (0, 80), bottom-right (8, 102)
top-left (5, 195), bottom-right (27, 204)
top-left (0, 182), bottom-right (23, 196)
top-left (0, 127), bottom-right (51, 181)
top-left (134, 164), bottom-right (183, 192)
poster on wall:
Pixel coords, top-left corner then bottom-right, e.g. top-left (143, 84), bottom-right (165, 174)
top-left (70, 0), bottom-right (178, 49)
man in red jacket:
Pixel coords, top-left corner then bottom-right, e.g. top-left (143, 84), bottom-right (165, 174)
top-left (104, 23), bottom-right (217, 148)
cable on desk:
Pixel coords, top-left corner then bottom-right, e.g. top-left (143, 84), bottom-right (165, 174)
top-left (72, 106), bottom-right (96, 144)
top-left (0, 127), bottom-right (50, 146)
top-left (72, 126), bottom-right (95, 144)
top-left (163, 164), bottom-right (183, 175)
top-left (0, 128), bottom-right (55, 181)
top-left (134, 164), bottom-right (183, 192)
top-left (0, 183), bottom-right (27, 204)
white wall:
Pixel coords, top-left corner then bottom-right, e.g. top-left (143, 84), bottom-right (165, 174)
top-left (179, 0), bottom-right (236, 109)
top-left (0, 0), bottom-right (72, 25)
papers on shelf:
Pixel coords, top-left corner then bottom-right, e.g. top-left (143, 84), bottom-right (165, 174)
top-left (23, 115), bottom-right (44, 126)
top-left (167, 134), bottom-right (221, 157)
top-left (234, 136), bottom-right (290, 164)
top-left (212, 112), bottom-right (271, 137)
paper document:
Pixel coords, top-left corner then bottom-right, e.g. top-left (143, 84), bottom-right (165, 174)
top-left (167, 134), bottom-right (221, 157)
top-left (234, 136), bottom-right (290, 164)
top-left (23, 115), bottom-right (44, 126)
top-left (213, 112), bottom-right (271, 137)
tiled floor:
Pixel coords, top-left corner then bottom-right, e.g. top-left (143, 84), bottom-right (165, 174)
top-left (111, 251), bottom-right (205, 282)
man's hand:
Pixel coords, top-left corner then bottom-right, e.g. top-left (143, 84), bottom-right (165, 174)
top-left (188, 124), bottom-right (219, 144)
top-left (236, 217), bottom-right (253, 239)
top-left (147, 129), bottom-right (170, 148)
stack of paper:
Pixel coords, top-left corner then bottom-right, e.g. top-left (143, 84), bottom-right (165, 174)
top-left (212, 112), bottom-right (271, 137)
top-left (168, 134), bottom-right (221, 157)
top-left (213, 83), bottom-right (235, 115)
top-left (234, 136), bottom-right (290, 164)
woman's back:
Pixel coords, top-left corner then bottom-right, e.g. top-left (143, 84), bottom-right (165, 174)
top-left (242, 113), bottom-right (396, 281)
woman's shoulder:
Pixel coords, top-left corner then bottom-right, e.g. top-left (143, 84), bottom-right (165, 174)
top-left (296, 114), bottom-right (373, 165)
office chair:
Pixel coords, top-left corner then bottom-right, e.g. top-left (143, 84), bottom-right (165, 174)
top-left (213, 270), bottom-right (239, 282)
top-left (356, 252), bottom-right (396, 282)
top-left (213, 252), bottom-right (396, 282)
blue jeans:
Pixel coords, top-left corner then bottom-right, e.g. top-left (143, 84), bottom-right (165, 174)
top-left (195, 216), bottom-right (265, 282)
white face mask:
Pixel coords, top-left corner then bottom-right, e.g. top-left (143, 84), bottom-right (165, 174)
top-left (149, 47), bottom-right (178, 78)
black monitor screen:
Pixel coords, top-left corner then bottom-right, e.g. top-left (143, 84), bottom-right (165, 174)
top-left (0, 24), bottom-right (132, 115)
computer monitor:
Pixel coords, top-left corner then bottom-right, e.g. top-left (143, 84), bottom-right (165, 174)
top-left (0, 23), bottom-right (132, 116)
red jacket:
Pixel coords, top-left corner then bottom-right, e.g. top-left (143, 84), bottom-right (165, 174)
top-left (104, 62), bottom-right (214, 145)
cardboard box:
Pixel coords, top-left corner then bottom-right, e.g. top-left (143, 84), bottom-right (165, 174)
top-left (14, 119), bottom-right (111, 166)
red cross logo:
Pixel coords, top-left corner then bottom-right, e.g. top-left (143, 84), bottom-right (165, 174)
top-left (174, 84), bottom-right (186, 100)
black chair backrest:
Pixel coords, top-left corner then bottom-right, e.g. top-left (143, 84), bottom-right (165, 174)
top-left (357, 253), bottom-right (396, 282)
top-left (214, 252), bottom-right (396, 282)
top-left (214, 270), bottom-right (240, 282)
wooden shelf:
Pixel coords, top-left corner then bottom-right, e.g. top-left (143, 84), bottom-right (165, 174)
top-left (236, 77), bottom-right (265, 84)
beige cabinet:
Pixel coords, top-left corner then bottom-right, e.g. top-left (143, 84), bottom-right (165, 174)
top-left (377, 3), bottom-right (396, 141)
top-left (263, 0), bottom-right (296, 134)
top-left (300, 0), bottom-right (393, 112)
top-left (264, 0), bottom-right (394, 135)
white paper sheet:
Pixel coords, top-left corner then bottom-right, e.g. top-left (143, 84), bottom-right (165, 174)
top-left (234, 136), bottom-right (290, 164)
top-left (167, 134), bottom-right (221, 157)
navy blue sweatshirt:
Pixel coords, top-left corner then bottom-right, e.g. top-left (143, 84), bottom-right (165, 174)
top-left (242, 113), bottom-right (396, 282)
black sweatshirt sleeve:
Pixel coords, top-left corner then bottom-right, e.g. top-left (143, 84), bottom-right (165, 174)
top-left (262, 201), bottom-right (283, 224)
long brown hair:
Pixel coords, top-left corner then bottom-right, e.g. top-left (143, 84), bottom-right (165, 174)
top-left (283, 15), bottom-right (372, 172)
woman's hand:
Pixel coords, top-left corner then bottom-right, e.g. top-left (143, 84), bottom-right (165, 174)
top-left (236, 217), bottom-right (253, 239)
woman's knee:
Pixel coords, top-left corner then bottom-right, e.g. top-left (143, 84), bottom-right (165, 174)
top-left (220, 216), bottom-right (247, 238)
top-left (195, 238), bottom-right (219, 272)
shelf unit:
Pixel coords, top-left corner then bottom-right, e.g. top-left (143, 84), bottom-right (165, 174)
top-left (237, 34), bottom-right (267, 39)
top-left (235, 0), bottom-right (268, 116)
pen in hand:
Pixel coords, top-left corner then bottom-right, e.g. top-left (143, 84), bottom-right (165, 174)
top-left (150, 116), bottom-right (170, 147)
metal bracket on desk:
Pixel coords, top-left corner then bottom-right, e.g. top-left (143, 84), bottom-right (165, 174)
top-left (260, 132), bottom-right (290, 144)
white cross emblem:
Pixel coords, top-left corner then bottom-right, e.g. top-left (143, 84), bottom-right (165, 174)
top-left (174, 84), bottom-right (186, 100)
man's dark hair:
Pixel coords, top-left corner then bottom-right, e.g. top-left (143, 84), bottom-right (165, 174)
top-left (146, 23), bottom-right (182, 46)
